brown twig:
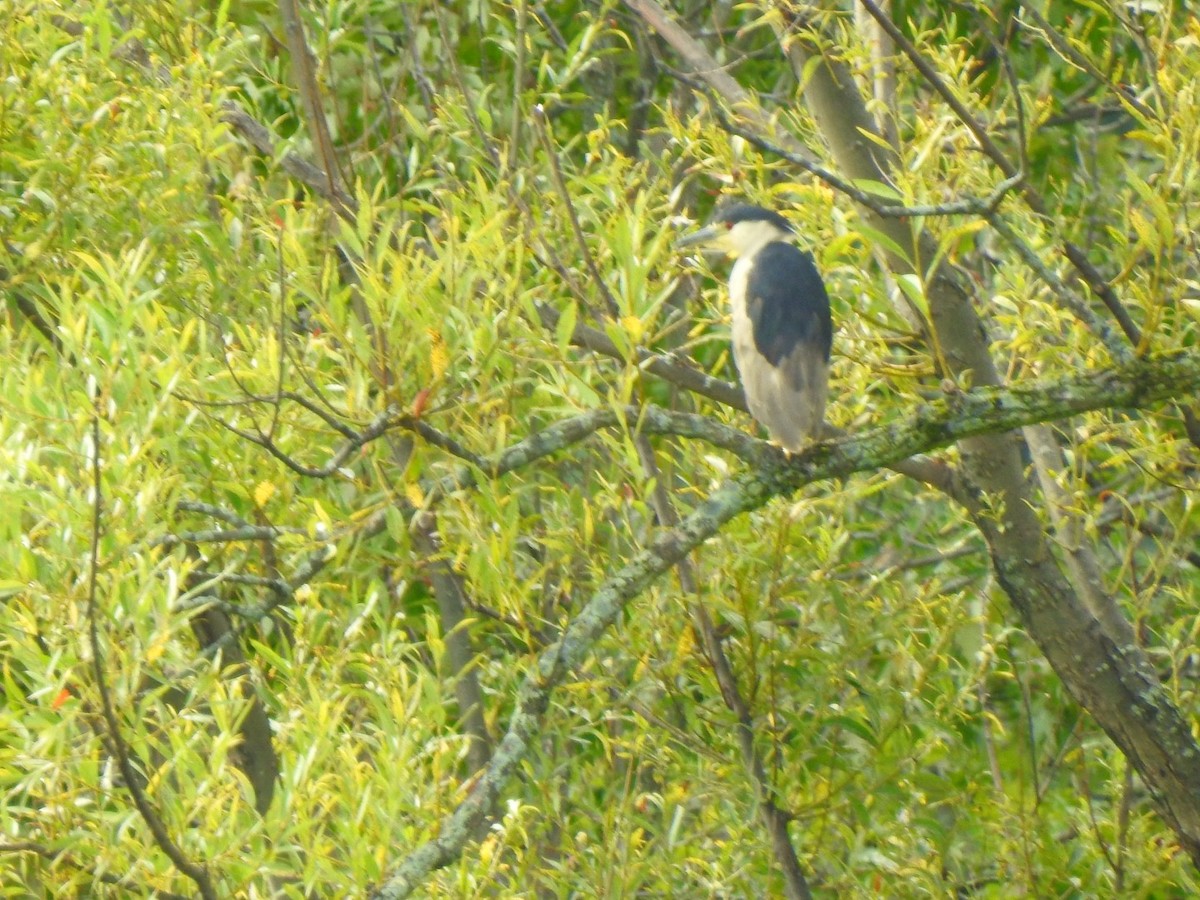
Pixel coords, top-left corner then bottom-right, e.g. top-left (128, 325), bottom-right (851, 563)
top-left (854, 0), bottom-right (1144, 347)
top-left (635, 435), bottom-right (813, 899)
top-left (715, 109), bottom-right (1024, 219)
top-left (534, 301), bottom-right (748, 409)
top-left (1017, 6), bottom-right (1156, 123)
top-left (533, 105), bottom-right (622, 318)
top-left (85, 406), bottom-right (218, 899)
top-left (278, 0), bottom-right (349, 212)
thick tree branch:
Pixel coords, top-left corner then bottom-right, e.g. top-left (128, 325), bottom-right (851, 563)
top-left (771, 4), bottom-right (1200, 866)
top-left (221, 103), bottom-right (356, 217)
top-left (371, 350), bottom-right (1200, 897)
top-left (410, 511), bottom-right (495, 776)
top-left (182, 565), bottom-right (281, 815)
top-left (193, 348), bottom-right (1200, 662)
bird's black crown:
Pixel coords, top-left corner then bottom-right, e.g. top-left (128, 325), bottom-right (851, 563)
top-left (712, 203), bottom-right (795, 235)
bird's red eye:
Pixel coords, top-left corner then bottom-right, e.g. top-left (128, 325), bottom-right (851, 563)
top-left (724, 221), bottom-right (734, 229)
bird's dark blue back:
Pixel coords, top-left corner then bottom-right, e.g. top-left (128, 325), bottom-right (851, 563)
top-left (745, 242), bottom-right (832, 367)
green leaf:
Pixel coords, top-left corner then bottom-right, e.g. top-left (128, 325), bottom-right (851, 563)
top-left (856, 223), bottom-right (914, 266)
top-left (555, 301), bottom-right (578, 353)
top-left (850, 178), bottom-right (904, 202)
top-left (823, 714), bottom-right (878, 748)
top-left (895, 273), bottom-right (929, 317)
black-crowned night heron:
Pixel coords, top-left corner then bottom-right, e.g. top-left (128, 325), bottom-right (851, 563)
top-left (676, 203), bottom-right (833, 452)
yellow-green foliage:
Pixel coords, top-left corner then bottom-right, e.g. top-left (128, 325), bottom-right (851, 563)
top-left (3, 1), bottom-right (1200, 897)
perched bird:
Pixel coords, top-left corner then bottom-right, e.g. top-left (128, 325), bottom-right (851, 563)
top-left (676, 203), bottom-right (833, 452)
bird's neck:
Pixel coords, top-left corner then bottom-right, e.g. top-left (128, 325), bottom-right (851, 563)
top-left (737, 235), bottom-right (787, 258)
top-left (726, 219), bottom-right (794, 258)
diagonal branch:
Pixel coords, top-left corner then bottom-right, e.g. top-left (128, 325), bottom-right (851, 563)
top-left (277, 0), bottom-right (349, 215)
top-left (533, 106), bottom-right (622, 319)
top-left (771, 3), bottom-right (1200, 865)
top-left (370, 349), bottom-right (1200, 897)
top-left (854, 0), bottom-right (1144, 348)
top-left (714, 110), bottom-right (1024, 220)
top-left (220, 102), bottom-right (356, 217)
top-left (194, 348), bottom-right (1200, 668)
top-left (534, 301), bottom-right (749, 409)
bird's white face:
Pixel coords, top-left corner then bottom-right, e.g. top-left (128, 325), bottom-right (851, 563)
top-left (719, 219), bottom-right (793, 257)
top-left (677, 217), bottom-right (794, 258)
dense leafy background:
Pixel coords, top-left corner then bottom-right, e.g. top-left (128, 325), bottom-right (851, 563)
top-left (3, 0), bottom-right (1199, 895)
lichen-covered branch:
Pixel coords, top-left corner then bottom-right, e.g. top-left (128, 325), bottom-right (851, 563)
top-left (765, 3), bottom-right (1200, 867)
top-left (371, 351), bottom-right (1200, 897)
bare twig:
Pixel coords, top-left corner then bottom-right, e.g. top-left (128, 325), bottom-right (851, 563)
top-left (1017, 7), bottom-right (1156, 123)
top-left (278, 0), bottom-right (348, 212)
top-left (86, 405), bottom-right (218, 899)
top-left (533, 105), bottom-right (622, 318)
top-left (717, 110), bottom-right (1024, 219)
top-left (636, 436), bottom-right (813, 899)
top-left (854, 0), bottom-right (1144, 347)
top-left (198, 404), bottom-right (407, 479)
top-left (534, 301), bottom-right (749, 409)
top-left (985, 214), bottom-right (1131, 363)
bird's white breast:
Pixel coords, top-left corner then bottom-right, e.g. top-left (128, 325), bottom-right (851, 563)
top-left (727, 255), bottom-right (756, 376)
